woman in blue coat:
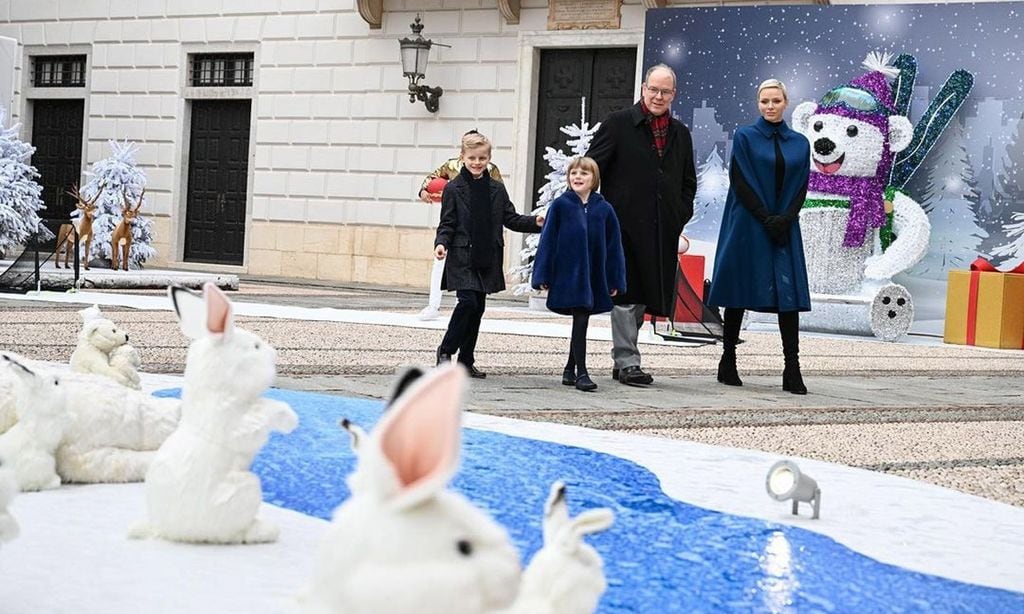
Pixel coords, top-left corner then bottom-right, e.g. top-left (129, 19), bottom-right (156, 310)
top-left (708, 79), bottom-right (811, 394)
top-left (533, 157), bottom-right (626, 392)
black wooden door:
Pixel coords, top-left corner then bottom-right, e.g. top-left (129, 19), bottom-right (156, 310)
top-left (532, 48), bottom-right (637, 202)
top-left (31, 99), bottom-right (84, 222)
top-left (184, 100), bottom-right (251, 265)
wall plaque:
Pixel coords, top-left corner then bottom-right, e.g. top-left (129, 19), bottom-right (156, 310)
top-left (548, 0), bottom-right (622, 30)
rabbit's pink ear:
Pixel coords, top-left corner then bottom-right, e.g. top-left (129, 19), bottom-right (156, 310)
top-left (378, 363), bottom-right (466, 509)
top-left (203, 282), bottom-right (234, 337)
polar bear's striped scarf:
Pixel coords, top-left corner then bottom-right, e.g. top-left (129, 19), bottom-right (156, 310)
top-left (807, 105), bottom-right (895, 248)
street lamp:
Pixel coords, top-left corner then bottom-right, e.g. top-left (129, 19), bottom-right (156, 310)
top-left (398, 15), bottom-right (448, 113)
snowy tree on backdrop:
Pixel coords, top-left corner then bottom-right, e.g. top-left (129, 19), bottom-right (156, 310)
top-left (0, 106), bottom-right (51, 257)
top-left (684, 146), bottom-right (729, 241)
top-left (991, 212), bottom-right (1024, 266)
top-left (989, 113), bottom-right (1024, 266)
top-left (508, 98), bottom-right (599, 295)
top-left (77, 140), bottom-right (156, 268)
top-left (908, 120), bottom-right (987, 280)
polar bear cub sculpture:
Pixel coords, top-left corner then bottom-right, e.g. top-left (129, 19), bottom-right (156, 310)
top-left (70, 305), bottom-right (142, 389)
top-left (0, 354), bottom-right (67, 491)
top-left (131, 283), bottom-right (298, 544)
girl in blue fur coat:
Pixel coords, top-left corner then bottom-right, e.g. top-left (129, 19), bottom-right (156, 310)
top-left (532, 157), bottom-right (626, 391)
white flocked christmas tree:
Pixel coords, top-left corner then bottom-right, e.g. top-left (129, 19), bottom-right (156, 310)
top-left (908, 121), bottom-right (987, 280)
top-left (77, 140), bottom-right (156, 268)
top-left (685, 146), bottom-right (729, 241)
top-left (990, 113), bottom-right (1024, 267)
top-left (509, 98), bottom-right (600, 295)
top-left (991, 212), bottom-right (1024, 266)
top-left (0, 106), bottom-right (51, 257)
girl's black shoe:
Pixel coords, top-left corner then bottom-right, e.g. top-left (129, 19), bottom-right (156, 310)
top-left (574, 373), bottom-right (597, 392)
top-left (561, 369), bottom-right (576, 386)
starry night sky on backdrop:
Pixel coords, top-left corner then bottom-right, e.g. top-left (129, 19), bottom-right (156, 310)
top-left (644, 2), bottom-right (1024, 133)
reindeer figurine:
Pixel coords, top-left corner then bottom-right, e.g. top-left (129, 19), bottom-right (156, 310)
top-left (111, 188), bottom-right (144, 271)
top-left (55, 184), bottom-right (104, 270)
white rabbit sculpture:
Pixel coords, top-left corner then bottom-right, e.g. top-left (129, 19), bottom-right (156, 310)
top-left (0, 459), bottom-right (20, 545)
top-left (0, 360), bottom-right (179, 484)
top-left (130, 283), bottom-right (298, 544)
top-left (301, 363), bottom-right (614, 614)
top-left (0, 354), bottom-right (67, 492)
top-left (503, 481), bottom-right (615, 614)
top-left (55, 370), bottom-right (180, 484)
top-left (302, 363), bottom-right (522, 614)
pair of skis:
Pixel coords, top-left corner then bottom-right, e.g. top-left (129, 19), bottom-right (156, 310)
top-left (888, 53), bottom-right (975, 190)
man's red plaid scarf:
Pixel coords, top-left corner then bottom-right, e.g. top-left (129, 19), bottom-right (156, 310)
top-left (640, 100), bottom-right (670, 158)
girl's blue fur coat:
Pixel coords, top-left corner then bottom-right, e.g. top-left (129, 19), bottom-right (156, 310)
top-left (532, 190), bottom-right (627, 315)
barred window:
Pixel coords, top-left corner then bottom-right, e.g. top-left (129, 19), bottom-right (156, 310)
top-left (190, 53), bottom-right (254, 87)
top-left (33, 55), bottom-right (87, 88)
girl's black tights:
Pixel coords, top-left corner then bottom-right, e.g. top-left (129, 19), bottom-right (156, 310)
top-left (564, 310), bottom-right (590, 375)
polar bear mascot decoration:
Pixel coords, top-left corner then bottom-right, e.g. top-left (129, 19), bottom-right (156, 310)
top-left (301, 363), bottom-right (614, 614)
top-left (790, 51), bottom-right (972, 341)
top-left (70, 304), bottom-right (142, 389)
top-left (131, 283), bottom-right (298, 544)
top-left (0, 354), bottom-right (67, 491)
top-left (0, 457), bottom-right (18, 546)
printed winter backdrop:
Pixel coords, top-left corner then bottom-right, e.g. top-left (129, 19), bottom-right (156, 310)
top-left (646, 2), bottom-right (1024, 320)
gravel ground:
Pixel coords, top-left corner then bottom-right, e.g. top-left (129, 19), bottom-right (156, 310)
top-left (631, 422), bottom-right (1024, 507)
top-left (1, 281), bottom-right (1022, 507)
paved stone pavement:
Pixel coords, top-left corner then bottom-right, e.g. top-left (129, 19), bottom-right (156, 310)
top-left (1, 277), bottom-right (1022, 506)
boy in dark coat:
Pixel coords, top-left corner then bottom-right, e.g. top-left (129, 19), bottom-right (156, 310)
top-left (533, 157), bottom-right (626, 391)
top-left (434, 132), bottom-right (544, 378)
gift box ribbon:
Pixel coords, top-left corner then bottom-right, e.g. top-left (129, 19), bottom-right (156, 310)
top-left (966, 257), bottom-right (1024, 347)
top-left (969, 257), bottom-right (1024, 274)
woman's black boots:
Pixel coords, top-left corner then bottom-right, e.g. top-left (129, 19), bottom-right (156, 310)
top-left (779, 311), bottom-right (807, 395)
top-left (717, 308), bottom-right (744, 386)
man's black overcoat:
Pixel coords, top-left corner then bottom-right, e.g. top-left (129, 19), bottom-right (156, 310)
top-left (587, 102), bottom-right (697, 316)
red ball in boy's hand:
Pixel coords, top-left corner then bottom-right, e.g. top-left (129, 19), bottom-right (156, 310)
top-left (425, 177), bottom-right (448, 203)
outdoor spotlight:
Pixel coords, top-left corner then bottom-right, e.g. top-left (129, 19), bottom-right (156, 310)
top-left (766, 460), bottom-right (821, 519)
top-left (398, 15), bottom-right (449, 113)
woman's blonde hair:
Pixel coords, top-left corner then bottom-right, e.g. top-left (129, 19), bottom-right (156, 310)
top-left (567, 156), bottom-right (601, 191)
top-left (757, 79), bottom-right (788, 101)
top-left (461, 131), bottom-right (492, 154)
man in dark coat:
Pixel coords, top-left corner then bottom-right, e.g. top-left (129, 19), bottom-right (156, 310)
top-left (587, 63), bottom-right (697, 386)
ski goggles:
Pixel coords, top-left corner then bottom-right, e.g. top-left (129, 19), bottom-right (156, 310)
top-left (819, 86), bottom-right (891, 114)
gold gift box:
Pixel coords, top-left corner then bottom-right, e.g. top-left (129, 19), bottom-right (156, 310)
top-left (944, 269), bottom-right (1024, 349)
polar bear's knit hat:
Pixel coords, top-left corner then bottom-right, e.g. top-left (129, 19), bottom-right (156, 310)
top-left (819, 51), bottom-right (899, 123)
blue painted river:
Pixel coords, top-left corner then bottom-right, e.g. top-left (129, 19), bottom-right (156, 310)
top-left (156, 388), bottom-right (1024, 613)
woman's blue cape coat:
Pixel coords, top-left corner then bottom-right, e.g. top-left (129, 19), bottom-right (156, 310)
top-left (532, 190), bottom-right (627, 315)
top-left (708, 118), bottom-right (811, 313)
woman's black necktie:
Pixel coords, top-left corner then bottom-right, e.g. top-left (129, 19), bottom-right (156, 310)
top-left (773, 131), bottom-right (785, 203)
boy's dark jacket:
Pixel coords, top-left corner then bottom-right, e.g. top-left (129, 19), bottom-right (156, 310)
top-left (435, 172), bottom-right (540, 294)
top-left (531, 190), bottom-right (627, 315)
